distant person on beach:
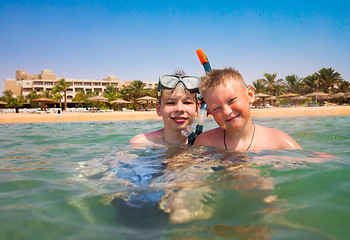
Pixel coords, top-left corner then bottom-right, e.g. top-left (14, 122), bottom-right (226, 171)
top-left (194, 67), bottom-right (302, 151)
top-left (129, 71), bottom-right (200, 146)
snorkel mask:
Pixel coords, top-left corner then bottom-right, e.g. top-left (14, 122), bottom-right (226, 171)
top-left (157, 75), bottom-right (200, 98)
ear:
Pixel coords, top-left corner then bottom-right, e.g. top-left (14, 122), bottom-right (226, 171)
top-left (247, 86), bottom-right (255, 104)
top-left (156, 102), bottom-right (161, 116)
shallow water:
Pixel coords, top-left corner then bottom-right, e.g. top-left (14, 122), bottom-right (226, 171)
top-left (0, 116), bottom-right (349, 240)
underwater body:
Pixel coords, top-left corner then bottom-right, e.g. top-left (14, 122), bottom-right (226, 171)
top-left (0, 116), bottom-right (349, 240)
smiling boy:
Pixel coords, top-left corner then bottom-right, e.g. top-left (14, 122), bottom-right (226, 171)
top-left (194, 67), bottom-right (302, 151)
top-left (130, 74), bottom-right (200, 146)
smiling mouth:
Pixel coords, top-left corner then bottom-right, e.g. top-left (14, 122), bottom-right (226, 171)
top-left (225, 114), bottom-right (240, 122)
top-left (172, 117), bottom-right (187, 123)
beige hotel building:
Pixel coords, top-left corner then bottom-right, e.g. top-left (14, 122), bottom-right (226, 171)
top-left (5, 69), bottom-right (156, 102)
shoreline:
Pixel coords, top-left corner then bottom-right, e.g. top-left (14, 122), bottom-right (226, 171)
top-left (0, 106), bottom-right (349, 124)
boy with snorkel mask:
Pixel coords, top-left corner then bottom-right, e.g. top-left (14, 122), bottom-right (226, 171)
top-left (129, 73), bottom-right (200, 146)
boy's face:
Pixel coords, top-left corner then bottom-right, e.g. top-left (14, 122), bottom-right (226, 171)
top-left (204, 80), bottom-right (254, 133)
top-left (156, 86), bottom-right (198, 131)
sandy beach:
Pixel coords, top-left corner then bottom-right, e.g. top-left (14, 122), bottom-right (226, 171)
top-left (0, 106), bottom-right (349, 124)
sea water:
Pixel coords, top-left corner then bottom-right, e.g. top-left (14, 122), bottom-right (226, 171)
top-left (0, 116), bottom-right (349, 240)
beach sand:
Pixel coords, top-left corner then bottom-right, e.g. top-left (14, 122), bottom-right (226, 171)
top-left (0, 106), bottom-right (349, 124)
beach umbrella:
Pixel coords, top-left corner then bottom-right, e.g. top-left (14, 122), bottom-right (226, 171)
top-left (332, 92), bottom-right (345, 98)
top-left (111, 99), bottom-right (132, 111)
top-left (290, 96), bottom-right (307, 100)
top-left (88, 96), bottom-right (109, 108)
top-left (278, 93), bottom-right (301, 106)
top-left (304, 92), bottom-right (331, 105)
top-left (0, 100), bottom-right (7, 105)
top-left (255, 93), bottom-right (270, 97)
top-left (304, 92), bottom-right (331, 98)
top-left (31, 97), bottom-right (57, 103)
top-left (136, 96), bottom-right (157, 111)
top-left (254, 93), bottom-right (270, 106)
top-left (31, 97), bottom-right (58, 110)
top-left (110, 99), bottom-right (132, 104)
top-left (279, 93), bottom-right (300, 98)
top-left (136, 96), bottom-right (158, 102)
top-left (266, 96), bottom-right (277, 100)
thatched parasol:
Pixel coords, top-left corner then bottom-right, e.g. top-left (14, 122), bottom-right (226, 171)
top-left (136, 96), bottom-right (157, 110)
top-left (304, 92), bottom-right (330, 98)
top-left (111, 99), bottom-right (132, 104)
top-left (332, 92), bottom-right (346, 98)
top-left (0, 100), bottom-right (7, 105)
top-left (304, 92), bottom-right (331, 105)
top-left (111, 99), bottom-right (132, 111)
top-left (279, 93), bottom-right (300, 98)
top-left (255, 93), bottom-right (270, 97)
top-left (290, 96), bottom-right (307, 101)
top-left (88, 96), bottom-right (109, 108)
top-left (31, 97), bottom-right (57, 103)
top-left (136, 96), bottom-right (158, 102)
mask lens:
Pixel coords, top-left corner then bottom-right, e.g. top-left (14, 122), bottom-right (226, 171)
top-left (160, 75), bottom-right (179, 89)
top-left (181, 76), bottom-right (200, 90)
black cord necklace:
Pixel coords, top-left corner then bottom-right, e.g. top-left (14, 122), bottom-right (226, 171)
top-left (162, 129), bottom-right (187, 145)
top-left (224, 122), bottom-right (256, 151)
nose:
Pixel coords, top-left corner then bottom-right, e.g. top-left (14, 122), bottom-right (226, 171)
top-left (222, 104), bottom-right (232, 115)
top-left (174, 101), bottom-right (185, 112)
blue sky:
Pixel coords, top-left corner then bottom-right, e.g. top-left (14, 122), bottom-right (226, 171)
top-left (1, 0), bottom-right (350, 94)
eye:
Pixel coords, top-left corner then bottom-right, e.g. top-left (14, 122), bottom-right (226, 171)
top-left (211, 106), bottom-right (221, 112)
top-left (184, 100), bottom-right (195, 105)
top-left (165, 101), bottom-right (176, 105)
top-left (229, 98), bottom-right (237, 104)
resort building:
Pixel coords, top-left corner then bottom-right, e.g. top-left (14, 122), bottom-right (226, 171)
top-left (5, 70), bottom-right (120, 101)
top-left (4, 69), bottom-right (152, 102)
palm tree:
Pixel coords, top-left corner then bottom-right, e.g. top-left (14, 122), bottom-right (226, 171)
top-left (302, 75), bottom-right (318, 94)
top-left (54, 78), bottom-right (72, 110)
top-left (337, 80), bottom-right (350, 93)
top-left (3, 90), bottom-right (13, 103)
top-left (315, 68), bottom-right (343, 93)
top-left (284, 74), bottom-right (302, 93)
top-left (258, 73), bottom-right (284, 104)
top-left (52, 86), bottom-right (63, 109)
top-left (27, 90), bottom-right (39, 100)
top-left (103, 85), bottom-right (119, 101)
top-left (120, 80), bottom-right (146, 110)
top-left (130, 80), bottom-right (146, 99)
top-left (252, 79), bottom-right (266, 93)
top-left (41, 90), bottom-right (53, 99)
top-left (143, 84), bottom-right (158, 98)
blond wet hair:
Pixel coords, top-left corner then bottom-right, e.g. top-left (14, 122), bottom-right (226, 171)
top-left (199, 67), bottom-right (247, 98)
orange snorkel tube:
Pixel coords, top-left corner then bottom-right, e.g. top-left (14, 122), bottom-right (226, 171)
top-left (185, 49), bottom-right (211, 145)
top-left (196, 49), bottom-right (212, 73)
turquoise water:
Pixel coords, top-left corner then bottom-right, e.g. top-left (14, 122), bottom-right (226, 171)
top-left (0, 116), bottom-right (349, 240)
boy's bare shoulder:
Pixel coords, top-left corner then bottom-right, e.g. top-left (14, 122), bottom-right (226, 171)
top-left (129, 129), bottom-right (162, 144)
top-left (194, 127), bottom-right (223, 146)
top-left (129, 133), bottom-right (148, 144)
top-left (255, 125), bottom-right (302, 150)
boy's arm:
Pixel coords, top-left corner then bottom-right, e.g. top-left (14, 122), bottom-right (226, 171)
top-left (193, 128), bottom-right (220, 147)
top-left (270, 128), bottom-right (303, 150)
top-left (129, 133), bottom-right (147, 144)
